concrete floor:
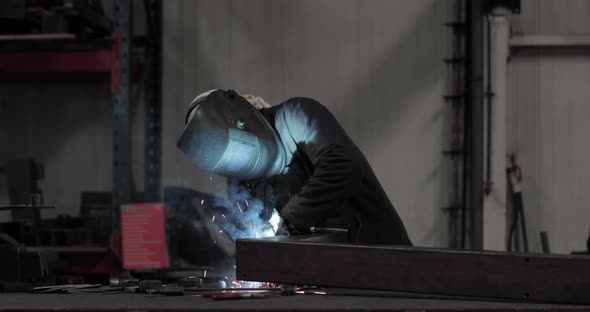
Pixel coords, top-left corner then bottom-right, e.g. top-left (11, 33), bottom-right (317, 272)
top-left (1, 291), bottom-right (588, 311)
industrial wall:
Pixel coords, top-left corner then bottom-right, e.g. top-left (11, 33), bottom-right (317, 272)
top-left (1, 0), bottom-right (588, 252)
top-left (508, 0), bottom-right (590, 253)
top-left (162, 0), bottom-right (452, 247)
top-left (0, 0), bottom-right (452, 248)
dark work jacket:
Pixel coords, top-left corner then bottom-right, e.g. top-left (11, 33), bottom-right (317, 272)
top-left (258, 97), bottom-right (412, 246)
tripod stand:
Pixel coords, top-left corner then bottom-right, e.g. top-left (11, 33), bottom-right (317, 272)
top-left (507, 154), bottom-right (528, 252)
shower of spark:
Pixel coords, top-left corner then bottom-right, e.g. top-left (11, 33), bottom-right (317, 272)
top-left (210, 178), bottom-right (281, 240)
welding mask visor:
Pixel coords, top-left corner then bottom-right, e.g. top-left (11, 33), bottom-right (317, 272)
top-left (177, 90), bottom-right (286, 180)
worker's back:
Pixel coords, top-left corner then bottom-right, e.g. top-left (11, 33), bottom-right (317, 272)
top-left (260, 98), bottom-right (412, 246)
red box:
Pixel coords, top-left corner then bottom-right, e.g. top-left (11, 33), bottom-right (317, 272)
top-left (120, 203), bottom-right (169, 269)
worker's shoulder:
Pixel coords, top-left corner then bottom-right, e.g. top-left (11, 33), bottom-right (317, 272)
top-left (280, 96), bottom-right (323, 107)
top-left (277, 97), bottom-right (332, 116)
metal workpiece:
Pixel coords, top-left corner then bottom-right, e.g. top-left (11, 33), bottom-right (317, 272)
top-left (267, 228), bottom-right (350, 243)
top-left (236, 237), bottom-right (590, 304)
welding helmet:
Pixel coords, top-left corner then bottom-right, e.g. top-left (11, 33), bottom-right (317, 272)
top-left (177, 89), bottom-right (286, 180)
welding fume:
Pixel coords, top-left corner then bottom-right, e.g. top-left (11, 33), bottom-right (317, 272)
top-left (176, 89), bottom-right (412, 256)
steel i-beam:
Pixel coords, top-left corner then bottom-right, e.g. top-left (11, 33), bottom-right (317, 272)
top-left (236, 233), bottom-right (590, 304)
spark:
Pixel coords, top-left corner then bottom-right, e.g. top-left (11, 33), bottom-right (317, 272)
top-left (234, 265), bottom-right (237, 269)
top-left (213, 240), bottom-right (216, 245)
top-left (204, 270), bottom-right (207, 278)
top-left (209, 177), bottom-right (213, 181)
top-left (200, 199), bottom-right (204, 205)
top-left (212, 215), bottom-right (216, 221)
top-left (245, 200), bottom-right (249, 206)
top-left (224, 276), bottom-right (229, 280)
top-left (221, 214), bottom-right (226, 218)
top-left (296, 290), bottom-right (305, 294)
top-left (219, 230), bottom-right (223, 233)
top-left (314, 291), bottom-right (327, 295)
top-left (236, 202), bottom-right (243, 213)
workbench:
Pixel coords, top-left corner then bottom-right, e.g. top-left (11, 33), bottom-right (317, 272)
top-left (1, 291), bottom-right (588, 311)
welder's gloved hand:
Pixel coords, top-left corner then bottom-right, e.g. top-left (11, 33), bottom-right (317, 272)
top-left (274, 225), bottom-right (290, 237)
top-left (281, 220), bottom-right (312, 236)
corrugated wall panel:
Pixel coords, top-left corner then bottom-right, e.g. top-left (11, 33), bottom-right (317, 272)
top-left (508, 0), bottom-right (590, 253)
top-left (512, 0), bottom-right (590, 34)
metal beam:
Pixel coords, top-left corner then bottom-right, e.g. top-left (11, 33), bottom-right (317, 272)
top-left (112, 0), bottom-right (133, 235)
top-left (236, 237), bottom-right (590, 304)
top-left (144, 0), bottom-right (162, 202)
top-left (464, 0), bottom-right (485, 250)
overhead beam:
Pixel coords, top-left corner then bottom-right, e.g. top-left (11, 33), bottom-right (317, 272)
top-left (511, 35), bottom-right (590, 48)
top-left (236, 237), bottom-right (590, 304)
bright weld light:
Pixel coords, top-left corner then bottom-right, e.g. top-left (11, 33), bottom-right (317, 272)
top-left (259, 209), bottom-right (282, 238)
top-left (269, 210), bottom-right (281, 232)
top-left (269, 209), bottom-right (281, 232)
top-left (234, 281), bottom-right (262, 288)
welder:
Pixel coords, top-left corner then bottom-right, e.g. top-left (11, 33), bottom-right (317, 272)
top-left (177, 89), bottom-right (412, 246)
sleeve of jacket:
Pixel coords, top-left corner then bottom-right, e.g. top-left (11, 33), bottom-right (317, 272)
top-left (277, 98), bottom-right (364, 229)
